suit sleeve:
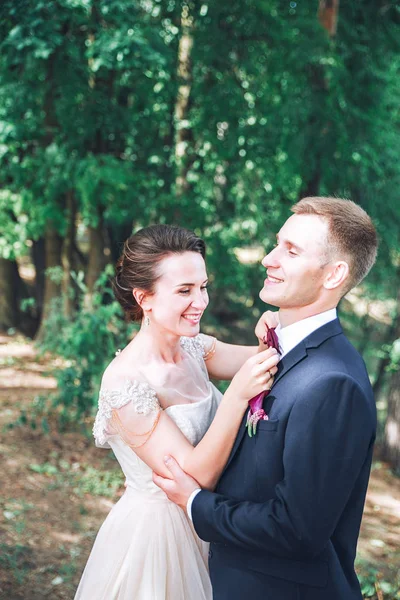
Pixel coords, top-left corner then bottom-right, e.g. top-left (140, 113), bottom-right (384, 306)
top-left (192, 373), bottom-right (375, 559)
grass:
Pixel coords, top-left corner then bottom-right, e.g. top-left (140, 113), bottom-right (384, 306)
top-left (28, 459), bottom-right (124, 498)
top-left (356, 558), bottom-right (400, 599)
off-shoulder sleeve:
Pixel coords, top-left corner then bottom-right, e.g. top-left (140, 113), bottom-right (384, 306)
top-left (93, 380), bottom-right (162, 449)
top-left (180, 333), bottom-right (216, 363)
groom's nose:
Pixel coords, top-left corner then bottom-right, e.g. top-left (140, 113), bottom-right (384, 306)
top-left (262, 247), bottom-right (280, 268)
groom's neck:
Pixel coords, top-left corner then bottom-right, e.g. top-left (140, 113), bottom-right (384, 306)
top-left (279, 303), bottom-right (337, 328)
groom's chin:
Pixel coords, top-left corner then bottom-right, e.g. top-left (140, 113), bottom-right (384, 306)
top-left (259, 288), bottom-right (280, 307)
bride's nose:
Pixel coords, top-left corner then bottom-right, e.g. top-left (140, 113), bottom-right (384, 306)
top-left (191, 291), bottom-right (208, 310)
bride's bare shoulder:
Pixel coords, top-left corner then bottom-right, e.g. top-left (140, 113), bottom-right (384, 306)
top-left (101, 340), bottom-right (144, 388)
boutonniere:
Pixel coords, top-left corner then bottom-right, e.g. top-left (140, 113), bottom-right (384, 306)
top-left (246, 326), bottom-right (281, 437)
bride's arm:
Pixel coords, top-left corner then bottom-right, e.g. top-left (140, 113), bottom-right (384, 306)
top-left (204, 310), bottom-right (279, 380)
top-left (110, 347), bottom-right (279, 491)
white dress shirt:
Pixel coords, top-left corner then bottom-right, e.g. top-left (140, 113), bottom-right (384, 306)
top-left (186, 308), bottom-right (338, 520)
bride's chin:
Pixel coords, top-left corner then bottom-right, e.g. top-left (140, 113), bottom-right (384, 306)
top-left (181, 321), bottom-right (201, 334)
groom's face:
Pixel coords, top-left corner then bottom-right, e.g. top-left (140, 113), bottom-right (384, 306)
top-left (259, 214), bottom-right (332, 311)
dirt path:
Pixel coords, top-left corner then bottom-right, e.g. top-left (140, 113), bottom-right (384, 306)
top-left (0, 335), bottom-right (122, 599)
top-left (0, 334), bottom-right (399, 599)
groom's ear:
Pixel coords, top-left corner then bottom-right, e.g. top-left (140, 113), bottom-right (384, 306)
top-left (323, 261), bottom-right (350, 290)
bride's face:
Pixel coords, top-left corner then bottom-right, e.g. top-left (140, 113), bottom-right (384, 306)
top-left (144, 251), bottom-right (209, 337)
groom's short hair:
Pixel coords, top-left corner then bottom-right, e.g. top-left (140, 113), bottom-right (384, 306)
top-left (292, 196), bottom-right (378, 292)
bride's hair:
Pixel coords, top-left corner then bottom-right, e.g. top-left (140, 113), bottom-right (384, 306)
top-left (113, 225), bottom-right (206, 322)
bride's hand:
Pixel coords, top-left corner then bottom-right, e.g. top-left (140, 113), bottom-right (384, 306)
top-left (255, 310), bottom-right (280, 349)
top-left (227, 347), bottom-right (279, 404)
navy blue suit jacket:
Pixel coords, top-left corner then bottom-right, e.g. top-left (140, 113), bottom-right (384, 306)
top-left (192, 319), bottom-right (376, 600)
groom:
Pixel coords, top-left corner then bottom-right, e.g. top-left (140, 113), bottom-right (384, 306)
top-left (154, 197), bottom-right (378, 600)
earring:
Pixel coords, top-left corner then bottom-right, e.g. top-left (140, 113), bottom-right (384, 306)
top-left (144, 315), bottom-right (150, 327)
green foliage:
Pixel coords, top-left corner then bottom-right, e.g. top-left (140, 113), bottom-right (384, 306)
top-left (356, 558), bottom-right (400, 599)
top-left (5, 394), bottom-right (51, 434)
top-left (0, 0), bottom-right (398, 308)
top-left (38, 267), bottom-right (137, 425)
top-left (0, 191), bottom-right (28, 260)
top-left (28, 460), bottom-right (124, 497)
top-left (1, 499), bottom-right (35, 584)
top-left (72, 465), bottom-right (124, 498)
top-left (389, 339), bottom-right (400, 371)
top-left (29, 462), bottom-right (59, 476)
top-left (0, 0), bottom-right (397, 276)
top-left (0, 543), bottom-right (32, 585)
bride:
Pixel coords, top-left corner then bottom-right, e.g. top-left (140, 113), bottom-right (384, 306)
top-left (74, 224), bottom-right (279, 600)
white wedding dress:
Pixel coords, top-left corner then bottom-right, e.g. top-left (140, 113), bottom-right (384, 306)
top-left (75, 335), bottom-right (222, 600)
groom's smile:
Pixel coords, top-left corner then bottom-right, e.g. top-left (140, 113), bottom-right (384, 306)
top-left (265, 274), bottom-right (284, 285)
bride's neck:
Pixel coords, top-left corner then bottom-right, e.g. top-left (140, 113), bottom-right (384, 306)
top-left (133, 326), bottom-right (182, 364)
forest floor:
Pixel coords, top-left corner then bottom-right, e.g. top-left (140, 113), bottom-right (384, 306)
top-left (0, 333), bottom-right (399, 600)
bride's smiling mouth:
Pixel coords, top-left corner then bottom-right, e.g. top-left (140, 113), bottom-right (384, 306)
top-left (181, 313), bottom-right (202, 324)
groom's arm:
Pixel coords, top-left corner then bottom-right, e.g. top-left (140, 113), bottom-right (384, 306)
top-left (192, 373), bottom-right (375, 559)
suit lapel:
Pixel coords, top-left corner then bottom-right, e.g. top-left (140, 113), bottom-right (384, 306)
top-left (222, 319), bottom-right (343, 473)
top-left (273, 318), bottom-right (343, 387)
top-left (272, 343), bottom-right (308, 387)
top-left (223, 344), bottom-right (308, 472)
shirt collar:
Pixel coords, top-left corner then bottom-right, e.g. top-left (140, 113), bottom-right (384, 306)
top-left (275, 308), bottom-right (337, 358)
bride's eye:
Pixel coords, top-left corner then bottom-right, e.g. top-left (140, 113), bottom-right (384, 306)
top-left (179, 289), bottom-right (190, 295)
top-left (201, 285), bottom-right (208, 291)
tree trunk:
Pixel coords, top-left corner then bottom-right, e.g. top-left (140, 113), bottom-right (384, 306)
top-left (298, 62), bottom-right (326, 200)
top-left (85, 212), bottom-right (107, 307)
top-left (373, 284), bottom-right (400, 400)
top-left (0, 258), bottom-right (19, 331)
top-left (318, 0), bottom-right (340, 38)
top-left (298, 0), bottom-right (340, 200)
top-left (299, 168), bottom-right (321, 199)
top-left (174, 2), bottom-right (195, 200)
top-left (0, 258), bottom-right (39, 336)
top-left (82, 0), bottom-right (113, 307)
top-left (107, 221), bottom-right (134, 264)
top-left (383, 368), bottom-right (400, 474)
top-left (379, 284), bottom-right (400, 472)
top-left (373, 320), bottom-right (399, 401)
top-left (32, 237), bottom-right (46, 319)
top-left (61, 191), bottom-right (76, 317)
top-left (35, 226), bottom-right (63, 340)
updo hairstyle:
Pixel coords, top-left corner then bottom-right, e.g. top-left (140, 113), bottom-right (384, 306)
top-left (113, 224), bottom-right (206, 322)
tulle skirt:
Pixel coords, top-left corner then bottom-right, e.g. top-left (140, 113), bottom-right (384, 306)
top-left (74, 486), bottom-right (212, 600)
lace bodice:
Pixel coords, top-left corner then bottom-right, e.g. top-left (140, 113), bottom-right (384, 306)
top-left (179, 335), bottom-right (206, 362)
top-left (92, 334), bottom-right (221, 498)
top-left (93, 380), bottom-right (160, 447)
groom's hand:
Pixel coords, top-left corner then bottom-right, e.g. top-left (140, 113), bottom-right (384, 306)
top-left (152, 456), bottom-right (201, 511)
